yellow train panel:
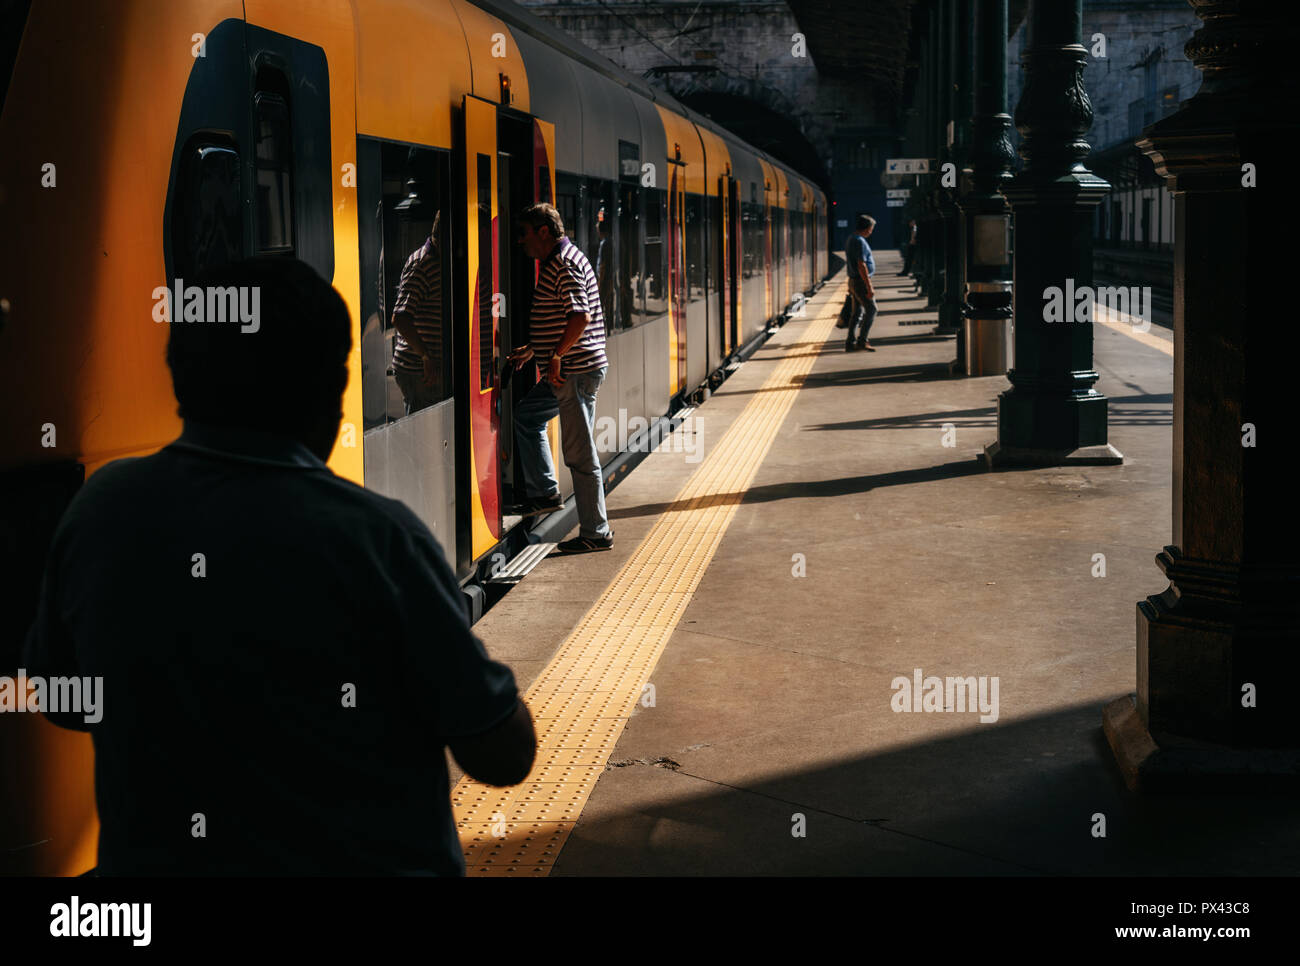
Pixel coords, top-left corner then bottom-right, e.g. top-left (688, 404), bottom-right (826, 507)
top-left (353, 0), bottom-right (473, 149)
top-left (451, 0), bottom-right (531, 113)
top-left (655, 105), bottom-right (706, 195)
top-left (0, 0), bottom-right (245, 477)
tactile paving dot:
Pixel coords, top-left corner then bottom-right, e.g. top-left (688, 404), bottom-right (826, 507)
top-left (453, 298), bottom-right (842, 875)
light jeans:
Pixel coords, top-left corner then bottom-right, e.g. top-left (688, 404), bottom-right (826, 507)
top-left (514, 366), bottom-right (611, 539)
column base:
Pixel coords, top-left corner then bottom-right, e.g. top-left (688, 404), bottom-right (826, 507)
top-left (982, 441), bottom-right (1123, 467)
top-left (1103, 694), bottom-right (1300, 792)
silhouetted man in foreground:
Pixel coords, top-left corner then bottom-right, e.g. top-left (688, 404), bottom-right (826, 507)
top-left (24, 257), bottom-right (535, 875)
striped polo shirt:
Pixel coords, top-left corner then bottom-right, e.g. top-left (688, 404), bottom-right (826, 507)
top-left (391, 235), bottom-right (443, 373)
top-left (530, 236), bottom-right (608, 374)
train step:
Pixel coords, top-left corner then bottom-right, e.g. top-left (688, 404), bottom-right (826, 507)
top-left (485, 541), bottom-right (558, 585)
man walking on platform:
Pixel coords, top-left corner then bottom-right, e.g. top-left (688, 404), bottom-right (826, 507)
top-left (845, 213), bottom-right (878, 352)
top-left (900, 218), bottom-right (918, 275)
top-left (507, 203), bottom-right (614, 554)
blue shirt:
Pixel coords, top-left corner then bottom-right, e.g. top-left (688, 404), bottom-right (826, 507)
top-left (846, 233), bottom-right (875, 277)
top-left (24, 421), bottom-right (519, 875)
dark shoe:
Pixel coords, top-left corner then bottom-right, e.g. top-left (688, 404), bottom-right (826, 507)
top-left (557, 533), bottom-right (613, 554)
top-left (844, 342), bottom-right (859, 352)
top-left (505, 494), bottom-right (563, 517)
top-left (859, 341), bottom-right (876, 352)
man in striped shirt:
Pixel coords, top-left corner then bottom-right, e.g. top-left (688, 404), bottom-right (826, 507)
top-left (390, 219), bottom-right (443, 415)
top-left (506, 203), bottom-right (613, 554)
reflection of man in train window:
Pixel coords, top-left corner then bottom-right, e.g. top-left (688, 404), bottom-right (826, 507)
top-left (391, 211), bottom-right (442, 416)
top-left (595, 218), bottom-right (614, 336)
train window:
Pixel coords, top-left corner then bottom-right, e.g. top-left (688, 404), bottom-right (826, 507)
top-left (617, 141), bottom-right (641, 329)
top-left (538, 165), bottom-right (552, 204)
top-left (741, 202), bottom-right (758, 279)
top-left (253, 89), bottom-right (294, 254)
top-left (357, 138), bottom-right (451, 427)
top-left (643, 188), bottom-right (665, 319)
top-left (708, 193), bottom-right (721, 295)
top-left (618, 183), bottom-right (639, 329)
top-left (586, 178), bottom-right (616, 334)
top-left (557, 172), bottom-right (581, 251)
top-left (171, 136), bottom-right (242, 280)
top-left (685, 193), bottom-right (704, 300)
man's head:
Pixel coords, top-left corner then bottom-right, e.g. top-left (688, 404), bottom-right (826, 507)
top-left (518, 203), bottom-right (565, 260)
top-left (165, 256), bottom-right (352, 461)
top-left (856, 214), bottom-right (876, 236)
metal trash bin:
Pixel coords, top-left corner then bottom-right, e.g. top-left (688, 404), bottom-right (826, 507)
top-left (964, 317), bottom-right (1010, 376)
top-left (964, 280), bottom-right (1012, 376)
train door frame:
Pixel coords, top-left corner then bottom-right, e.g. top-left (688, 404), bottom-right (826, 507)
top-left (496, 107), bottom-right (560, 511)
top-left (727, 175), bottom-right (741, 352)
top-left (716, 173), bottom-right (732, 359)
top-left (454, 94), bottom-right (503, 571)
top-left (667, 157), bottom-right (687, 398)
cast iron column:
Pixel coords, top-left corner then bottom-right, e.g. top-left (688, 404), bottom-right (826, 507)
top-left (1103, 0), bottom-right (1300, 787)
top-left (957, 0), bottom-right (1014, 376)
top-left (935, 0), bottom-right (964, 333)
top-left (984, 0), bottom-right (1119, 465)
top-left (921, 3), bottom-right (943, 306)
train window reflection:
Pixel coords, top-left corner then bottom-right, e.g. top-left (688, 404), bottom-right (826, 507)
top-left (172, 138), bottom-right (242, 279)
top-left (685, 193), bottom-right (704, 300)
top-left (253, 90), bottom-right (294, 254)
top-left (357, 139), bottom-right (450, 428)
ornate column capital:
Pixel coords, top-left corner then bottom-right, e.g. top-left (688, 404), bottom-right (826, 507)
top-left (1139, 0), bottom-right (1287, 191)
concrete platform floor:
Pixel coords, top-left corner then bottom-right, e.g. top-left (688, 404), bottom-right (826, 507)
top-left (461, 250), bottom-right (1299, 876)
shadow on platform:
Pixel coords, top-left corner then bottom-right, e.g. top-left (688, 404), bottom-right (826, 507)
top-left (554, 700), bottom-right (1300, 875)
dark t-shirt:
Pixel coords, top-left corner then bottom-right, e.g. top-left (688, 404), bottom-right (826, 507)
top-left (23, 421), bottom-right (518, 875)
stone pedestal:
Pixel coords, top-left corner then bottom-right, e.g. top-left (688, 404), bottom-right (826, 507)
top-left (1103, 0), bottom-right (1300, 789)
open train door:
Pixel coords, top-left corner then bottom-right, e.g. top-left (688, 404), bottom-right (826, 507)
top-left (667, 158), bottom-right (687, 397)
top-left (727, 174), bottom-right (741, 353)
top-left (717, 173), bottom-right (732, 358)
top-left (457, 94), bottom-right (503, 569)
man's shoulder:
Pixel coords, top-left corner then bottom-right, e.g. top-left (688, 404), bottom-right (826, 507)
top-left (561, 240), bottom-right (595, 275)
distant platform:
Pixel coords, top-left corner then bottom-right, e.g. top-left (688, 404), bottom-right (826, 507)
top-left (451, 251), bottom-right (1294, 876)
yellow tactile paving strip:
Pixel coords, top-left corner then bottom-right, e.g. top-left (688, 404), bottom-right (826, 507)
top-left (454, 285), bottom-right (843, 875)
top-left (1095, 304), bottom-right (1173, 356)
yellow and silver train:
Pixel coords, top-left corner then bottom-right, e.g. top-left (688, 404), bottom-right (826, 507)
top-left (0, 0), bottom-right (829, 875)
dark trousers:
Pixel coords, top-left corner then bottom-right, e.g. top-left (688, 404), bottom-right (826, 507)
top-left (902, 243), bottom-right (916, 274)
top-left (846, 277), bottom-right (876, 346)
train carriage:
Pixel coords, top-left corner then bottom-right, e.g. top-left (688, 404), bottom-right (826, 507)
top-left (0, 0), bottom-right (830, 875)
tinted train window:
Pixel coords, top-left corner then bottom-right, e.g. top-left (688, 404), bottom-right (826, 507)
top-left (708, 193), bottom-right (721, 293)
top-left (750, 206), bottom-right (757, 278)
top-left (172, 137), bottom-right (242, 279)
top-left (557, 172), bottom-right (581, 251)
top-left (618, 183), bottom-right (639, 329)
top-left (617, 141), bottom-right (640, 329)
top-left (586, 178), bottom-right (615, 334)
top-left (356, 138), bottom-right (450, 428)
top-left (643, 188), bottom-right (665, 315)
top-left (685, 193), bottom-right (703, 300)
top-left (477, 154), bottom-right (494, 391)
top-left (253, 89), bottom-right (294, 253)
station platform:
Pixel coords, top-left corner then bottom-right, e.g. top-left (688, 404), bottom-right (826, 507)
top-left (452, 250), bottom-right (1299, 876)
